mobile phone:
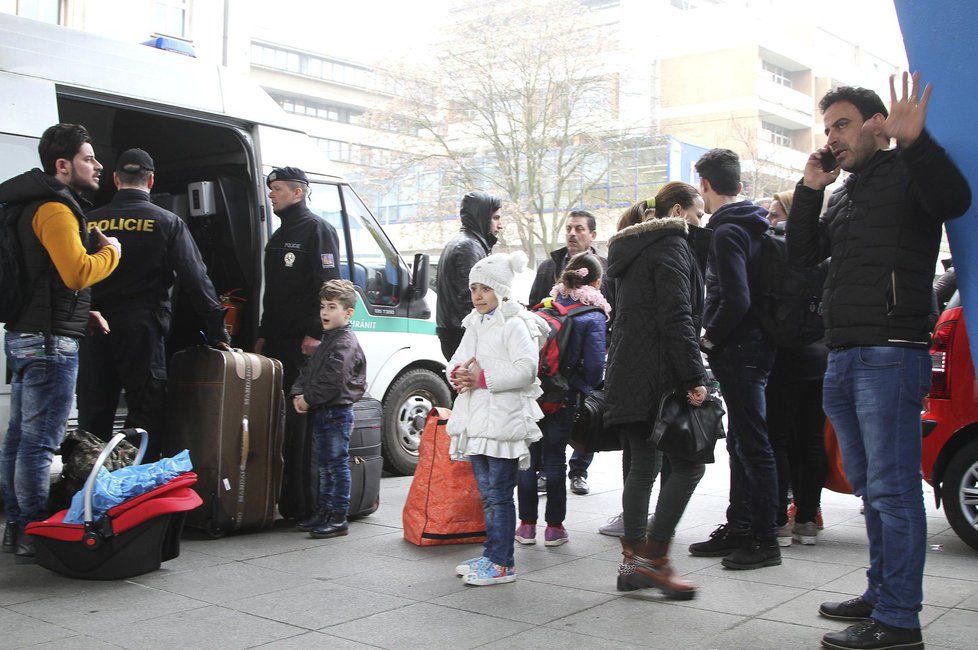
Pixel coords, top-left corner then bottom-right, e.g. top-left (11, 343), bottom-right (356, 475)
top-left (820, 148), bottom-right (838, 173)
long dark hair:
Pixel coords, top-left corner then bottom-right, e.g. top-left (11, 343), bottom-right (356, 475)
top-left (560, 252), bottom-right (603, 290)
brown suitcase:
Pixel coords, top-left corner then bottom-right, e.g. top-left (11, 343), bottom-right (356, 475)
top-left (165, 346), bottom-right (285, 536)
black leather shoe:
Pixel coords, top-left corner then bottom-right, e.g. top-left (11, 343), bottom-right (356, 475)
top-left (688, 523), bottom-right (750, 557)
top-left (14, 534), bottom-right (35, 564)
top-left (821, 619), bottom-right (923, 650)
top-left (569, 476), bottom-right (589, 495)
top-left (296, 509), bottom-right (330, 532)
top-left (721, 534), bottom-right (782, 570)
top-left (311, 512), bottom-right (348, 539)
top-left (2, 521), bottom-right (19, 553)
top-left (820, 596), bottom-right (874, 621)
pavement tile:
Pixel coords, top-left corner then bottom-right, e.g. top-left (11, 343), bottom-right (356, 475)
top-left (348, 531), bottom-right (485, 563)
top-left (324, 602), bottom-right (532, 649)
top-left (520, 557), bottom-right (625, 595)
top-left (814, 567), bottom-right (978, 609)
top-left (758, 589), bottom-right (949, 629)
top-left (651, 573), bottom-right (806, 617)
top-left (430, 575), bottom-right (617, 624)
top-left (545, 596), bottom-right (744, 648)
top-left (180, 521), bottom-right (395, 561)
top-left (693, 556), bottom-right (857, 590)
top-left (244, 543), bottom-right (403, 581)
top-left (225, 581), bottom-right (415, 630)
top-left (96, 604), bottom-right (304, 649)
top-left (332, 556), bottom-right (473, 600)
top-left (254, 631), bottom-right (379, 648)
top-left (699, 617), bottom-right (834, 649)
top-left (923, 609), bottom-right (978, 649)
top-left (7, 582), bottom-right (206, 635)
top-left (779, 538), bottom-right (872, 567)
top-left (514, 529), bottom-right (620, 558)
top-left (135, 547), bottom-right (235, 575)
top-left (957, 592), bottom-right (978, 612)
top-left (0, 608), bottom-right (78, 647)
top-left (25, 635), bottom-right (125, 649)
top-left (480, 626), bottom-right (643, 649)
top-left (0, 563), bottom-right (110, 606)
top-left (128, 560), bottom-right (316, 604)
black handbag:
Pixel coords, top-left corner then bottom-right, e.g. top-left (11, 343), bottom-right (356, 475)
top-left (649, 387), bottom-right (726, 463)
top-left (570, 389), bottom-right (621, 453)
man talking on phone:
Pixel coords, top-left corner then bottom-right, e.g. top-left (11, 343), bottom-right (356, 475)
top-left (787, 74), bottom-right (971, 650)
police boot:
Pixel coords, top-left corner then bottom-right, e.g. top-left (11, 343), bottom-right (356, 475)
top-left (617, 538), bottom-right (640, 592)
top-left (311, 512), bottom-right (348, 539)
top-left (296, 508), bottom-right (330, 532)
top-left (628, 538), bottom-right (697, 600)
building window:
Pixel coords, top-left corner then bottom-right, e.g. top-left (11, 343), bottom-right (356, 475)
top-left (251, 42), bottom-right (389, 94)
top-left (762, 60), bottom-right (793, 88)
top-left (272, 94), bottom-right (364, 125)
top-left (155, 0), bottom-right (190, 38)
top-left (761, 121), bottom-right (792, 148)
top-left (16, 0), bottom-right (62, 24)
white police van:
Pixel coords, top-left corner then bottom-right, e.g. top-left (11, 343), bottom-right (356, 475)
top-left (0, 14), bottom-right (449, 475)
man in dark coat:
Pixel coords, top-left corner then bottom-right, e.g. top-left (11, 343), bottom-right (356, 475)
top-left (788, 76), bottom-right (970, 650)
top-left (435, 190), bottom-right (502, 361)
top-left (527, 209), bottom-right (615, 495)
top-left (689, 148), bottom-right (780, 571)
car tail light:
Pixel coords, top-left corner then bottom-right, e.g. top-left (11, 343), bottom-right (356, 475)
top-left (929, 319), bottom-right (958, 399)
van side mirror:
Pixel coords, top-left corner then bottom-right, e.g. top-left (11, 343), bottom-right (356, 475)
top-left (411, 253), bottom-right (429, 300)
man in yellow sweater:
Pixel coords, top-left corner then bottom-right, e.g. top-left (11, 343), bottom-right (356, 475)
top-left (0, 123), bottom-right (120, 562)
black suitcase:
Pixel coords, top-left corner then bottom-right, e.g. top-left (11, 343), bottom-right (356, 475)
top-left (278, 396), bottom-right (382, 519)
top-left (165, 347), bottom-right (286, 536)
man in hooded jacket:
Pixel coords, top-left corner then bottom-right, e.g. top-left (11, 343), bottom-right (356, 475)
top-left (435, 191), bottom-right (502, 361)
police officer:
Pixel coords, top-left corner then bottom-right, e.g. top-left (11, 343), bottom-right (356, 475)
top-left (255, 166), bottom-right (341, 390)
top-left (77, 148), bottom-right (228, 457)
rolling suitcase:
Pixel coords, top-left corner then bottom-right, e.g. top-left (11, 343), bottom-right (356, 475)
top-left (165, 346), bottom-right (286, 536)
top-left (278, 396), bottom-right (383, 520)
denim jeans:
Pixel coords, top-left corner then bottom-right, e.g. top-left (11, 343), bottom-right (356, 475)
top-left (518, 407), bottom-right (574, 525)
top-left (469, 454), bottom-right (519, 567)
top-left (709, 331), bottom-right (777, 540)
top-left (823, 346), bottom-right (931, 629)
top-left (568, 450), bottom-right (592, 479)
top-left (1, 332), bottom-right (79, 524)
top-left (311, 405), bottom-right (354, 513)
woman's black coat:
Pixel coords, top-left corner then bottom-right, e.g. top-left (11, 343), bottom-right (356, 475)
top-left (603, 217), bottom-right (707, 430)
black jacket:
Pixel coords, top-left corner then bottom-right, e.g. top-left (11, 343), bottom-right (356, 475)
top-left (86, 189), bottom-right (225, 341)
top-left (260, 199), bottom-right (341, 341)
top-left (703, 201), bottom-right (770, 347)
top-left (528, 246), bottom-right (616, 317)
top-left (787, 130), bottom-right (971, 348)
top-left (603, 217), bottom-right (707, 428)
top-left (291, 324), bottom-right (367, 408)
top-left (0, 169), bottom-right (93, 338)
top-left (435, 191), bottom-right (499, 330)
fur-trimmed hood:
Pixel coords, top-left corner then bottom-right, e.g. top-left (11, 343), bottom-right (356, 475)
top-left (606, 216), bottom-right (688, 279)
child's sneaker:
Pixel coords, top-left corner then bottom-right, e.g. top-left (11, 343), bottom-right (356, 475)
top-left (515, 522), bottom-right (536, 545)
top-left (776, 522), bottom-right (793, 547)
top-left (463, 560), bottom-right (516, 586)
top-left (455, 556), bottom-right (487, 577)
top-left (792, 521), bottom-right (819, 545)
top-left (544, 525), bottom-right (568, 546)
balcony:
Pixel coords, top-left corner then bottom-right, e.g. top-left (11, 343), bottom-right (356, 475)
top-left (757, 72), bottom-right (813, 130)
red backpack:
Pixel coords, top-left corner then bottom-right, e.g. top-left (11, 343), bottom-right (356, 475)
top-left (532, 298), bottom-right (604, 414)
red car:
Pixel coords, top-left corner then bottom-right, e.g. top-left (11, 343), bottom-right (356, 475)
top-left (922, 298), bottom-right (978, 550)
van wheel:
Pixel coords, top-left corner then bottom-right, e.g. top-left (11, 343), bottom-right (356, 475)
top-left (382, 369), bottom-right (451, 476)
top-left (941, 438), bottom-right (978, 551)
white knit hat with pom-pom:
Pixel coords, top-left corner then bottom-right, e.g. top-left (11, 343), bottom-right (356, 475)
top-left (469, 250), bottom-right (528, 300)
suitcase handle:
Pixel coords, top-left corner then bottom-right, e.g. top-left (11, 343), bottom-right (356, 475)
top-left (81, 428), bottom-right (149, 525)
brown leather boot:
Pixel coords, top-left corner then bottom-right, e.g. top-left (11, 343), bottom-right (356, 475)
top-left (629, 538), bottom-right (697, 600)
top-left (617, 538), bottom-right (640, 592)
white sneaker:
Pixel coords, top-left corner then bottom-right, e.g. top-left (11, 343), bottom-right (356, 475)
top-left (792, 521), bottom-right (818, 545)
top-left (777, 522), bottom-right (793, 547)
top-left (598, 513), bottom-right (625, 537)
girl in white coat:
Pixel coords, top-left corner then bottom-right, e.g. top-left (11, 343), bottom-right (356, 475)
top-left (448, 250), bottom-right (548, 586)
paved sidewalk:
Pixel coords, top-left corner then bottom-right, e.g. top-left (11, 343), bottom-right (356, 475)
top-left (2, 447), bottom-right (976, 649)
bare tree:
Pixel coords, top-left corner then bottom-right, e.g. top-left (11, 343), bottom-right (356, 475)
top-left (729, 118), bottom-right (801, 200)
top-left (360, 0), bottom-right (622, 265)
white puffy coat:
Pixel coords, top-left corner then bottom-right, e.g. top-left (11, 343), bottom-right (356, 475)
top-left (446, 300), bottom-right (549, 469)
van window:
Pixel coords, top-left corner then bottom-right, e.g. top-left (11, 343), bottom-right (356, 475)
top-left (306, 182), bottom-right (349, 279)
top-left (342, 185), bottom-right (401, 307)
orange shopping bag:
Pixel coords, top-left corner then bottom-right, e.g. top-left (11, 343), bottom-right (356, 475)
top-left (823, 419), bottom-right (853, 494)
top-left (402, 408), bottom-right (487, 546)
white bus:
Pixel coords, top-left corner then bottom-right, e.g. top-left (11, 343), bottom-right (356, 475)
top-left (0, 14), bottom-right (449, 475)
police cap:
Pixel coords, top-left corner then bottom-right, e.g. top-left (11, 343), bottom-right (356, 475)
top-left (117, 148), bottom-right (155, 173)
top-left (267, 166), bottom-right (309, 188)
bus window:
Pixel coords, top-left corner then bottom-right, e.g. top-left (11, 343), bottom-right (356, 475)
top-left (341, 185), bottom-right (401, 307)
top-left (307, 182), bottom-right (350, 281)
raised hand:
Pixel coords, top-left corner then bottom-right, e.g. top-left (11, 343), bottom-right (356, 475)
top-left (879, 71), bottom-right (932, 148)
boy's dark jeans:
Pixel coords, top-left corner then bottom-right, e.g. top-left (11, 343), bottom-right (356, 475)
top-left (709, 331), bottom-right (777, 540)
top-left (312, 405), bottom-right (354, 513)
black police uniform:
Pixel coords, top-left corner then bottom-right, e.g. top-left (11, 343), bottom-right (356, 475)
top-left (77, 187), bottom-right (226, 455)
top-left (260, 170), bottom-right (341, 391)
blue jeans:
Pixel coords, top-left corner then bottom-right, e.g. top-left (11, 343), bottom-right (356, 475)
top-left (518, 407), bottom-right (574, 525)
top-left (469, 454), bottom-right (519, 567)
top-left (823, 346), bottom-right (930, 629)
top-left (2, 332), bottom-right (79, 524)
top-left (311, 405), bottom-right (354, 513)
top-left (568, 450), bottom-right (592, 479)
top-left (709, 331), bottom-right (777, 540)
